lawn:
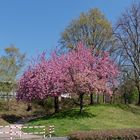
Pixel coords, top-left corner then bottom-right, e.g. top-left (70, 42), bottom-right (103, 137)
top-left (24, 104), bottom-right (140, 136)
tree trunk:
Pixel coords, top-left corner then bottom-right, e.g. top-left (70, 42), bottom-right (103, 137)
top-left (97, 94), bottom-right (99, 104)
top-left (110, 96), bottom-right (113, 104)
top-left (26, 103), bottom-right (32, 111)
top-left (113, 94), bottom-right (115, 104)
top-left (90, 93), bottom-right (94, 105)
top-left (103, 94), bottom-right (105, 103)
top-left (7, 92), bottom-right (10, 110)
top-left (124, 93), bottom-right (127, 104)
top-left (137, 85), bottom-right (140, 105)
top-left (138, 92), bottom-right (140, 105)
top-left (79, 93), bottom-right (84, 114)
top-left (54, 96), bottom-right (59, 113)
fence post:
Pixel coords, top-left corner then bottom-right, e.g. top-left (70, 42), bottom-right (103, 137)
top-left (33, 125), bottom-right (34, 135)
top-left (49, 125), bottom-right (54, 138)
top-left (49, 125), bottom-right (51, 138)
top-left (10, 125), bottom-right (12, 140)
top-left (19, 125), bottom-right (22, 138)
top-left (43, 126), bottom-right (46, 138)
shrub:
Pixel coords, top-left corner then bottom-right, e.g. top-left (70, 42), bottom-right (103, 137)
top-left (69, 129), bottom-right (140, 140)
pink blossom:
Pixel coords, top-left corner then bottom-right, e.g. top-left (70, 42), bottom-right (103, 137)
top-left (17, 43), bottom-right (118, 101)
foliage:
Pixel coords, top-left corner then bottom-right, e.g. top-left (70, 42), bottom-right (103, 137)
top-left (0, 46), bottom-right (25, 82)
top-left (124, 87), bottom-right (139, 104)
top-left (36, 97), bottom-right (54, 113)
top-left (17, 43), bottom-right (118, 113)
top-left (0, 81), bottom-right (15, 92)
top-left (119, 79), bottom-right (139, 104)
top-left (0, 45), bottom-right (25, 92)
top-left (60, 8), bottom-right (113, 52)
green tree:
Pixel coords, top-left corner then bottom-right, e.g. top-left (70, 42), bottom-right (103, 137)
top-left (0, 45), bottom-right (25, 109)
top-left (0, 46), bottom-right (25, 82)
top-left (60, 8), bottom-right (113, 52)
top-left (120, 78), bottom-right (138, 104)
top-left (0, 45), bottom-right (25, 90)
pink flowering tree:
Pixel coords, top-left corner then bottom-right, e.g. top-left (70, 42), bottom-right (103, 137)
top-left (59, 43), bottom-right (118, 113)
top-left (17, 43), bottom-right (118, 113)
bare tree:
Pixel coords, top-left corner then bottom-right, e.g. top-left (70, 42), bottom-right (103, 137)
top-left (115, 2), bottom-right (140, 105)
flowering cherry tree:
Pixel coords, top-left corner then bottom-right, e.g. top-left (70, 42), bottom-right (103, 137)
top-left (59, 43), bottom-right (118, 113)
top-left (17, 43), bottom-right (118, 113)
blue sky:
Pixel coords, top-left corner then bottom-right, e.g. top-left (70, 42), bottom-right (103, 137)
top-left (0, 0), bottom-right (134, 59)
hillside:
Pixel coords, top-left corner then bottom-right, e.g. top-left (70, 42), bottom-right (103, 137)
top-left (25, 104), bottom-right (140, 136)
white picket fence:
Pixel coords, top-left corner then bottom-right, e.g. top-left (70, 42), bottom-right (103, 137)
top-left (48, 125), bottom-right (55, 138)
top-left (0, 125), bottom-right (50, 140)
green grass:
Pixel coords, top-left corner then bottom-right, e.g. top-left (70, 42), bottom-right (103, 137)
top-left (24, 104), bottom-right (140, 136)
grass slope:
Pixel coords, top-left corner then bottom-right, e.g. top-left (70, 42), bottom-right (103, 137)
top-left (24, 104), bottom-right (140, 136)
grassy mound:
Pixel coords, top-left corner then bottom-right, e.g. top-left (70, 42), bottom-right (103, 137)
top-left (24, 104), bottom-right (140, 136)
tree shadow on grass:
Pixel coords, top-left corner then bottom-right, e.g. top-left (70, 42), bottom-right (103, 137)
top-left (1, 114), bottom-right (22, 123)
top-left (29, 108), bottom-right (96, 123)
top-left (53, 110), bottom-right (96, 119)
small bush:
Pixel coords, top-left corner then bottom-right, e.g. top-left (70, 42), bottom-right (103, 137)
top-left (69, 129), bottom-right (140, 140)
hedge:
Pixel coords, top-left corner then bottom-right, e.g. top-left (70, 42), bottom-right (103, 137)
top-left (69, 129), bottom-right (140, 140)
